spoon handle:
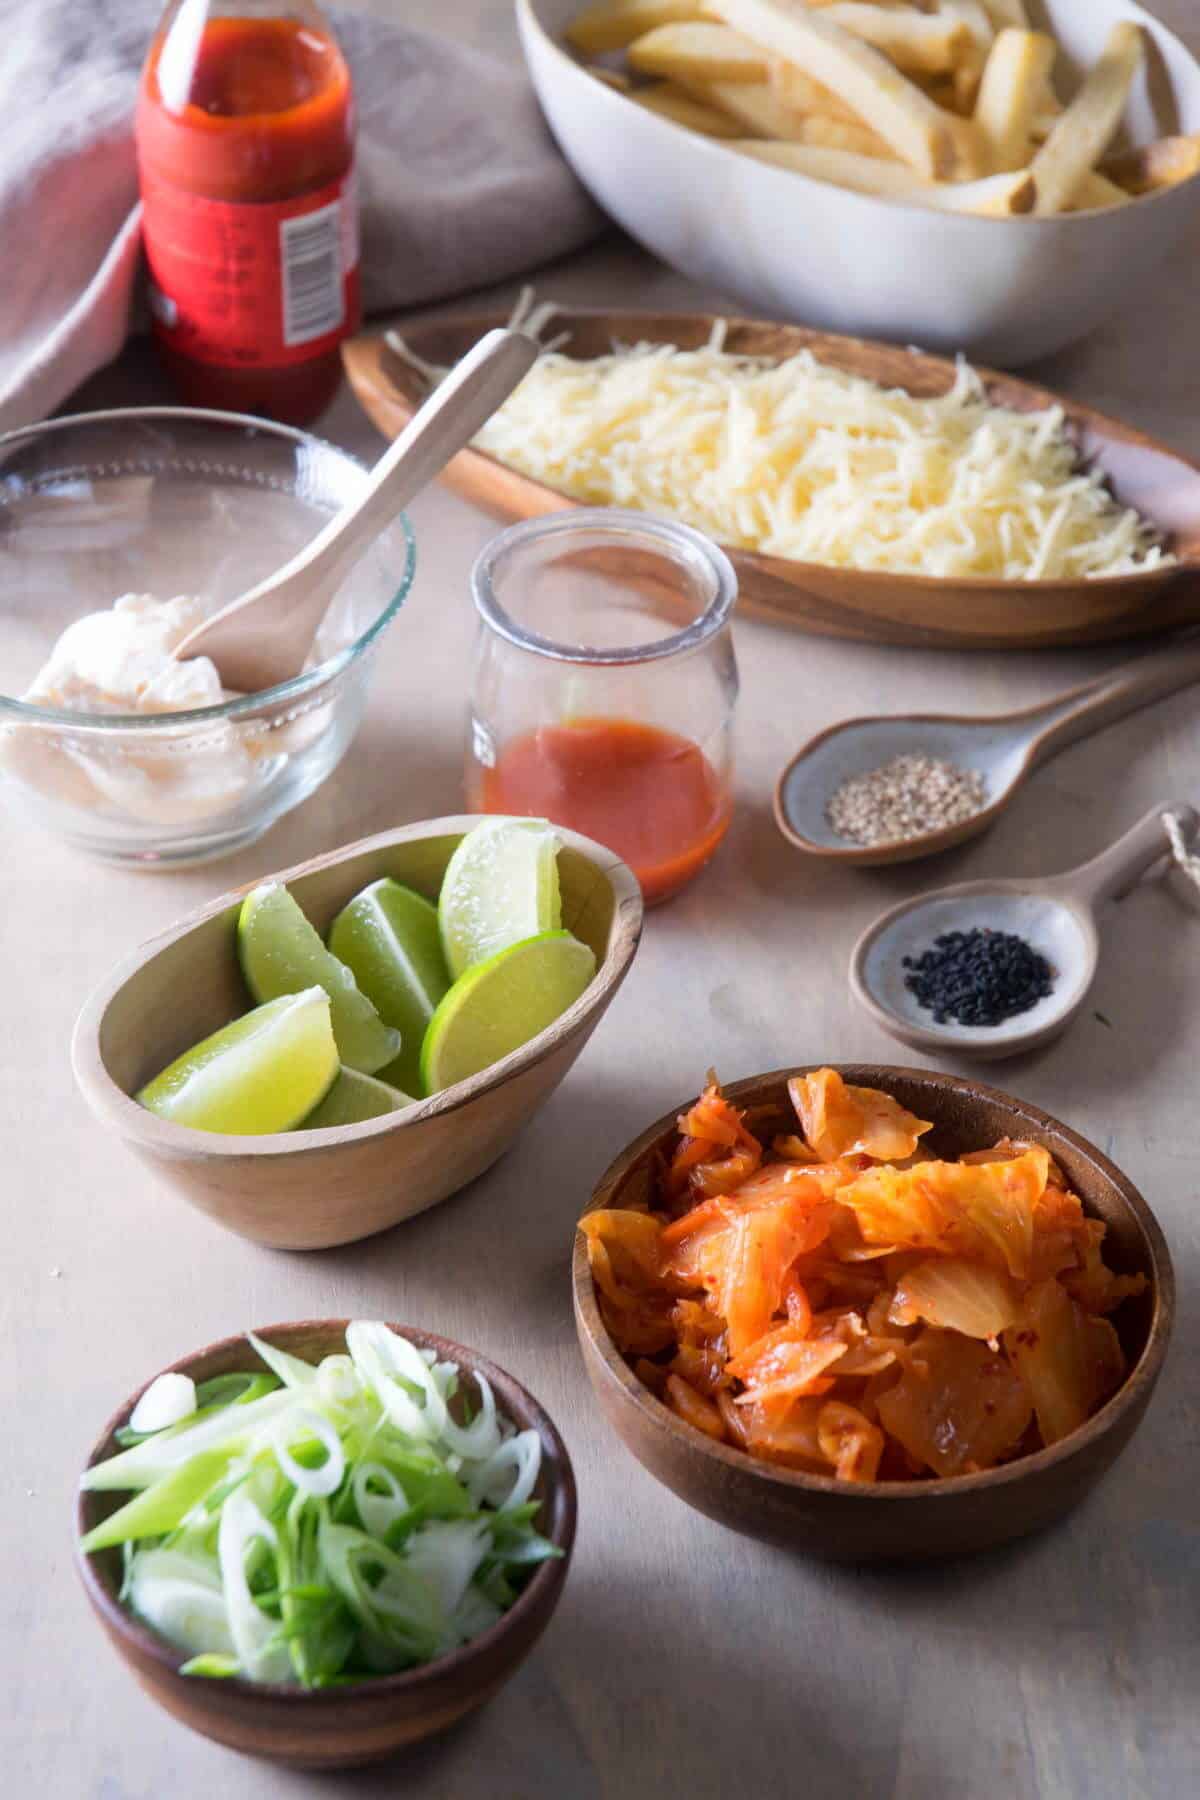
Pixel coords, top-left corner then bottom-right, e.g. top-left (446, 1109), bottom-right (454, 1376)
top-left (1051, 803), bottom-right (1198, 909)
top-left (1025, 633), bottom-right (1200, 772)
top-left (256, 327), bottom-right (539, 599)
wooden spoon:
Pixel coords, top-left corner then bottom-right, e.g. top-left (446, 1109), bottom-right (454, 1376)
top-left (849, 804), bottom-right (1197, 1060)
top-left (174, 328), bottom-right (539, 695)
top-left (776, 633), bottom-right (1200, 867)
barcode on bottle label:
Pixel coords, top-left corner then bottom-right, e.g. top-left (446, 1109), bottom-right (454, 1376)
top-left (280, 200), bottom-right (344, 347)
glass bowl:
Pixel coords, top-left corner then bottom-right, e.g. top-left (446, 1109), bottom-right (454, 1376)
top-left (0, 409), bottom-right (416, 866)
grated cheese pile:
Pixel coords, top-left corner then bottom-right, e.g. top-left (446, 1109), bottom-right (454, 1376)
top-left (431, 323), bottom-right (1170, 581)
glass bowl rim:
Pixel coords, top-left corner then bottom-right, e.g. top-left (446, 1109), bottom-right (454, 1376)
top-left (0, 406), bottom-right (417, 731)
top-left (470, 507), bottom-right (738, 667)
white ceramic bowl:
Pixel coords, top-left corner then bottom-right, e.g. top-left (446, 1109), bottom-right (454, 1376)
top-left (518, 0), bottom-right (1200, 366)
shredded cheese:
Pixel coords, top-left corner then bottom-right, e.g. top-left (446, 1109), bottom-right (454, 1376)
top-left (399, 317), bottom-right (1170, 582)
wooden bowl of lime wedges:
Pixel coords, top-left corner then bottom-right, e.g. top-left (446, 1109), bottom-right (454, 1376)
top-left (71, 816), bottom-right (643, 1249)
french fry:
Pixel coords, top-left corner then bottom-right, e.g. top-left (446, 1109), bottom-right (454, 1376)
top-left (974, 29), bottom-right (1057, 172)
top-left (568, 0), bottom-right (1167, 223)
top-left (940, 1), bottom-right (995, 52)
top-left (942, 113), bottom-right (987, 181)
top-left (789, 113), bottom-right (897, 157)
top-left (938, 2), bottom-right (994, 110)
top-left (919, 73), bottom-right (971, 118)
top-left (817, 5), bottom-right (970, 77)
top-left (627, 21), bottom-right (768, 83)
top-left (567, 0), bottom-right (705, 56)
top-left (709, 0), bottom-right (964, 177)
top-left (769, 60), bottom-right (862, 125)
top-left (1029, 86), bottom-right (1064, 144)
top-left (732, 138), bottom-right (1035, 213)
top-left (1068, 171), bottom-right (1132, 211)
top-left (587, 65), bottom-right (635, 90)
top-left (1102, 133), bottom-right (1200, 196)
top-left (980, 0), bottom-right (1029, 26)
top-left (631, 81), bottom-right (747, 135)
top-left (1031, 22), bottom-right (1145, 214)
top-left (674, 76), bottom-right (807, 138)
top-left (675, 75), bottom-right (891, 151)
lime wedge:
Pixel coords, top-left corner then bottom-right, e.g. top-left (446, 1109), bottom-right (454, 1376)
top-left (328, 878), bottom-right (450, 1096)
top-left (137, 988), bottom-right (338, 1135)
top-left (299, 1067), bottom-right (411, 1130)
top-left (420, 930), bottom-right (596, 1094)
top-left (439, 818), bottom-right (563, 981)
top-left (237, 882), bottom-right (401, 1076)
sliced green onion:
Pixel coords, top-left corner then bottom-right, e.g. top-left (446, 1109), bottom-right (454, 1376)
top-left (218, 1493), bottom-right (291, 1684)
top-left (129, 1372), bottom-right (197, 1435)
top-left (351, 1461), bottom-right (409, 1539)
top-left (247, 1332), bottom-right (321, 1394)
top-left (80, 1447), bottom-right (240, 1554)
top-left (318, 1516), bottom-right (442, 1668)
top-left (128, 1549), bottom-right (233, 1660)
top-left (82, 1391), bottom-right (293, 1493)
top-left (80, 1323), bottom-right (558, 1689)
top-left (272, 1410), bottom-right (345, 1499)
top-left (402, 1519), bottom-right (490, 1622)
top-left (114, 1373), bottom-right (280, 1448)
top-left (195, 1372), bottom-right (280, 1411)
top-left (316, 1354), bottom-right (363, 1411)
top-left (345, 1322), bottom-right (433, 1442)
top-left (178, 1652), bottom-right (241, 1679)
top-left (467, 1429), bottom-right (541, 1512)
top-left (451, 1585), bottom-right (504, 1644)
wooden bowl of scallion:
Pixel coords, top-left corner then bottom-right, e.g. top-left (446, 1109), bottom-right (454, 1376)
top-left (75, 1319), bottom-right (576, 1768)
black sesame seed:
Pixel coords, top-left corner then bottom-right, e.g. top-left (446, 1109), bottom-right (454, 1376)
top-left (902, 926), bottom-right (1055, 1028)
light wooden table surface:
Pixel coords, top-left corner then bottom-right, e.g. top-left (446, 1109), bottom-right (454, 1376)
top-left (6, 7), bottom-right (1200, 1797)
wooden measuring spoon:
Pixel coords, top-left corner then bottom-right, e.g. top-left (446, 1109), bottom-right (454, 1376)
top-left (174, 328), bottom-right (539, 695)
top-left (849, 803), bottom-right (1197, 1060)
top-left (775, 635), bottom-right (1200, 866)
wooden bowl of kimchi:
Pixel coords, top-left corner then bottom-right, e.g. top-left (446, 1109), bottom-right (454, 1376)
top-left (572, 1065), bottom-right (1173, 1563)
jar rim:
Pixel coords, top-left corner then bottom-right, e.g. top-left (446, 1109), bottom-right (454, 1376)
top-left (470, 508), bottom-right (738, 667)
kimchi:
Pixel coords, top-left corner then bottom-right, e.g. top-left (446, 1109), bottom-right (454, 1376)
top-left (580, 1070), bottom-right (1146, 1483)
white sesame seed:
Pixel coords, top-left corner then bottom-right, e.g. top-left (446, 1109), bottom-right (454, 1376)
top-left (826, 753), bottom-right (986, 847)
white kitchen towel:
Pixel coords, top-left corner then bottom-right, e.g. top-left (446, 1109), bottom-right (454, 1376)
top-left (0, 0), bottom-right (602, 432)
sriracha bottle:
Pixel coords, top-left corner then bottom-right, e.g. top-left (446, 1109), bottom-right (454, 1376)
top-left (136, 0), bottom-right (359, 424)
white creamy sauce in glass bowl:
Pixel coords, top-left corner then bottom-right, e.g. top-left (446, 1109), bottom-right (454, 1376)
top-left (23, 593), bottom-right (224, 715)
top-left (5, 593), bottom-right (273, 826)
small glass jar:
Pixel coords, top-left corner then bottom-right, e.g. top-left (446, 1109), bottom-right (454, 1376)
top-left (467, 509), bottom-right (739, 906)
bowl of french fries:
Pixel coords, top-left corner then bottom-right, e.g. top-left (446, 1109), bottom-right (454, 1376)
top-left (517, 0), bottom-right (1200, 364)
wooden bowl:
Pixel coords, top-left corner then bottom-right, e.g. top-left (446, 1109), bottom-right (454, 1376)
top-left (71, 816), bottom-right (642, 1249)
top-left (573, 1065), bottom-right (1173, 1563)
top-left (76, 1320), bottom-right (576, 1768)
top-left (343, 314), bottom-right (1200, 652)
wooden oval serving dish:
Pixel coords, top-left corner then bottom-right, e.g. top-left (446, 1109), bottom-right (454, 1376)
top-left (71, 816), bottom-right (643, 1251)
top-left (77, 1320), bottom-right (576, 1768)
top-left (344, 312), bottom-right (1200, 651)
top-left (573, 1064), bottom-right (1173, 1563)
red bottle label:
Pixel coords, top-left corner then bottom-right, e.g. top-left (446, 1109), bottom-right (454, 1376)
top-left (141, 168), bottom-right (360, 369)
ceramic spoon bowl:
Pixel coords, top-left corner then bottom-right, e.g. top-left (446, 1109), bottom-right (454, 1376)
top-left (850, 804), bottom-right (1197, 1059)
top-left (776, 635), bottom-right (1200, 866)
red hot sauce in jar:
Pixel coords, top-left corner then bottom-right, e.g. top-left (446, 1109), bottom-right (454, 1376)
top-left (476, 717), bottom-right (732, 907)
top-left (136, 2), bottom-right (358, 424)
